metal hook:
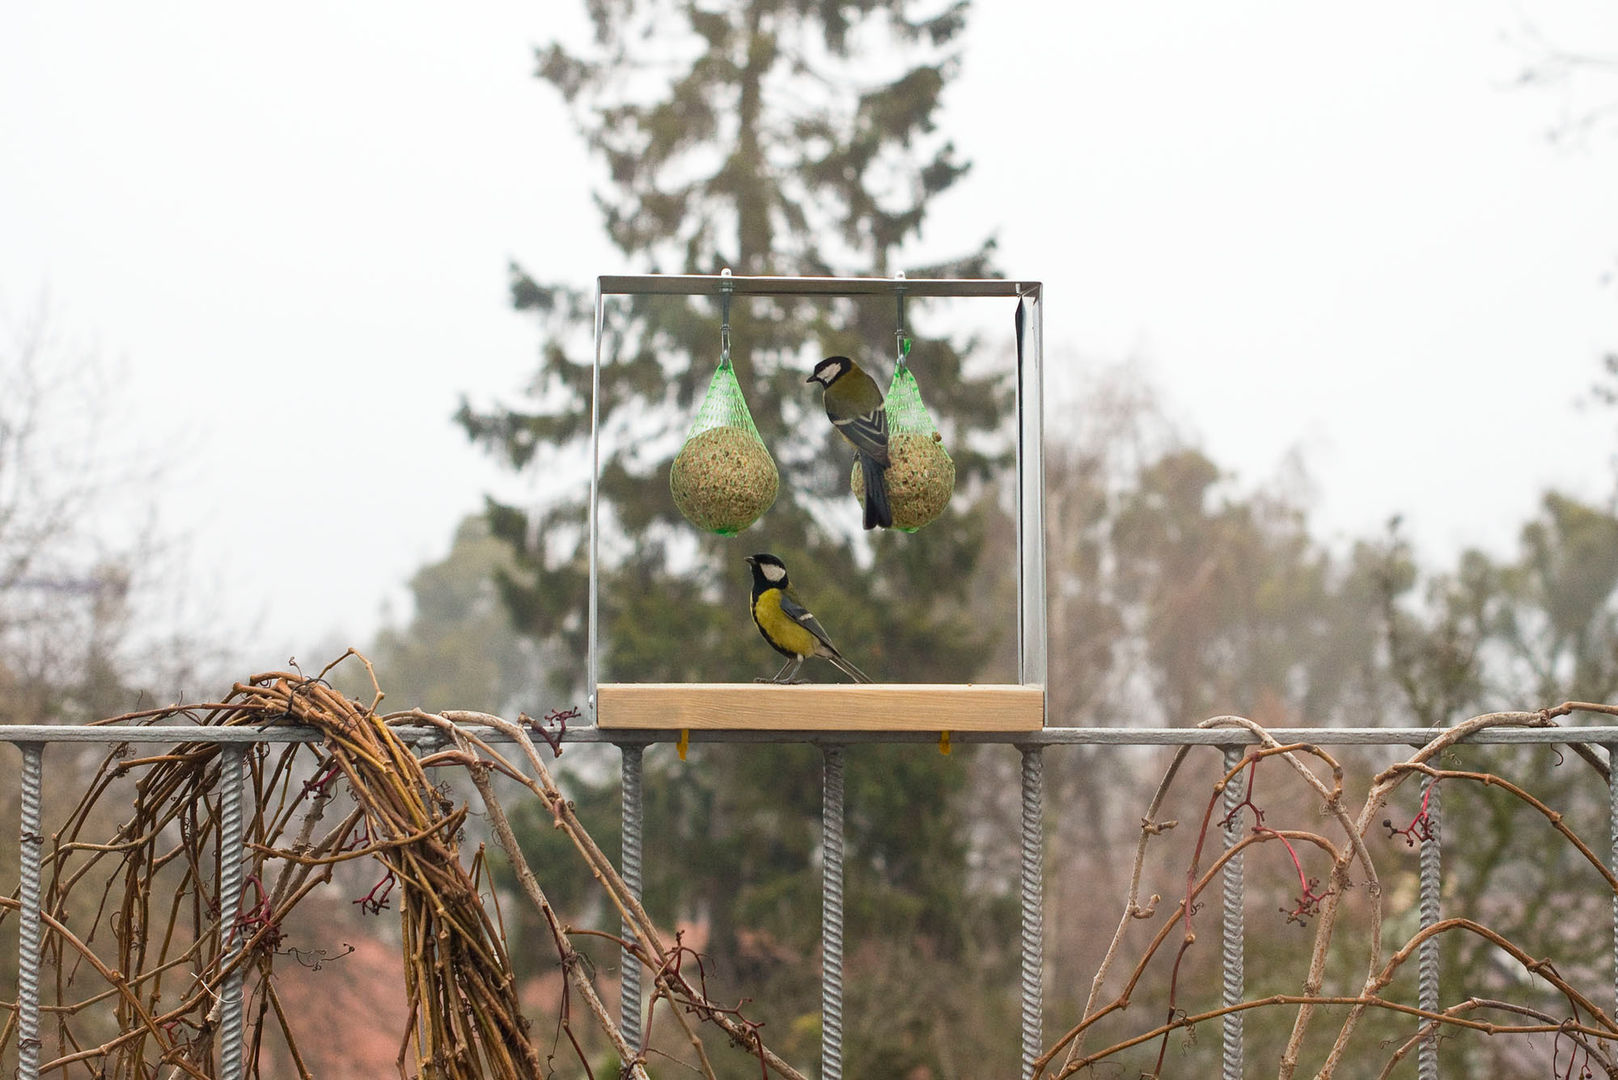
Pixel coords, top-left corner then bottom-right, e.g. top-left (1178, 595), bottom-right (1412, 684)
top-left (894, 272), bottom-right (909, 367)
top-left (719, 270), bottom-right (734, 368)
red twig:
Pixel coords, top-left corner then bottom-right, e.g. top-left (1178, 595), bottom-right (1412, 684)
top-left (1384, 779), bottom-right (1437, 846)
top-left (300, 760), bottom-right (343, 798)
top-left (231, 872), bottom-right (282, 950)
top-left (524, 706), bottom-right (580, 758)
top-left (352, 868), bottom-right (396, 915)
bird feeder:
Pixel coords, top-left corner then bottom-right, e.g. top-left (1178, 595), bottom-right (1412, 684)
top-left (850, 289), bottom-right (954, 532)
top-left (588, 273), bottom-right (1047, 734)
top-left (668, 278), bottom-right (777, 535)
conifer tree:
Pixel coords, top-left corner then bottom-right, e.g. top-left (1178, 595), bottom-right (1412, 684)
top-left (458, 0), bottom-right (1009, 692)
top-left (459, 3), bottom-right (1024, 1073)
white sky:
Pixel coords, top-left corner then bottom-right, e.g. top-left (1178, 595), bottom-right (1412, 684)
top-left (2, 3), bottom-right (1615, 667)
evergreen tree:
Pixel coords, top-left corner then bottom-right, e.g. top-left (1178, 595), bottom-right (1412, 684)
top-left (459, 0), bottom-right (1007, 692)
top-left (458, 2), bottom-right (1022, 1073)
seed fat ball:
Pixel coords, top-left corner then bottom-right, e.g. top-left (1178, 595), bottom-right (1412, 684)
top-left (850, 431), bottom-right (954, 530)
top-left (670, 426), bottom-right (778, 535)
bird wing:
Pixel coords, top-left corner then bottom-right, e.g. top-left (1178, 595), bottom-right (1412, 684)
top-left (832, 407), bottom-right (891, 466)
top-left (778, 589), bottom-right (841, 656)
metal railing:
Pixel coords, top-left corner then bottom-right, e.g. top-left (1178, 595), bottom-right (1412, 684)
top-left (4, 721), bottom-right (1617, 1079)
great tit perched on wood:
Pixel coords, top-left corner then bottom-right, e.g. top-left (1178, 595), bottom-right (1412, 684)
top-left (745, 553), bottom-right (872, 683)
top-left (807, 355), bottom-right (893, 530)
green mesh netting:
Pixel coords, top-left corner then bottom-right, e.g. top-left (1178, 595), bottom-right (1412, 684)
top-left (686, 356), bottom-right (765, 441)
top-left (885, 357), bottom-right (941, 437)
top-left (669, 356), bottom-right (778, 536)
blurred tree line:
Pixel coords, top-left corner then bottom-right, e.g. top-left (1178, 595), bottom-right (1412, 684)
top-left (356, 2), bottom-right (1618, 1076)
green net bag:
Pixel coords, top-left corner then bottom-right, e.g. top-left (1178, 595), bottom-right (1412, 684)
top-left (670, 347), bottom-right (778, 536)
top-left (851, 339), bottom-right (954, 532)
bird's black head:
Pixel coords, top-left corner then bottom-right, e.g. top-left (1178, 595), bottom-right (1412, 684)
top-left (807, 356), bottom-right (852, 388)
top-left (745, 552), bottom-right (789, 590)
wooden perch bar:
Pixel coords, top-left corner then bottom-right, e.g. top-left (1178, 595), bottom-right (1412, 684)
top-left (595, 683), bottom-right (1045, 731)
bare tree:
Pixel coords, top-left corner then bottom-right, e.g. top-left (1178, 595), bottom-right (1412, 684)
top-left (0, 300), bottom-right (216, 723)
top-left (1510, 20), bottom-right (1618, 147)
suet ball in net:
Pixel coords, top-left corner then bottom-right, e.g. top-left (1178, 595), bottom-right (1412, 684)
top-left (669, 356), bottom-right (777, 535)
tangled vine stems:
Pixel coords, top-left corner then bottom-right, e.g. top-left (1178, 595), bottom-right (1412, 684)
top-left (1378, 998), bottom-right (1618, 1080)
top-left (1038, 704), bottom-right (1618, 1080)
top-left (415, 708), bottom-right (807, 1080)
top-left (0, 655), bottom-right (806, 1079)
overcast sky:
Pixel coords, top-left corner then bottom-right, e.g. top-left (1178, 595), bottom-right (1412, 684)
top-left (2, 3), bottom-right (1615, 670)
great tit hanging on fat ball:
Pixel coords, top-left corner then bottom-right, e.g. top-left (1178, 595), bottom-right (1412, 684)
top-left (807, 356), bottom-right (893, 530)
top-left (745, 553), bottom-right (872, 683)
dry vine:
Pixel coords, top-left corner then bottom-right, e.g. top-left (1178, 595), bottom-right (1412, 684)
top-left (5, 653), bottom-right (1617, 1078)
top-left (1038, 702), bottom-right (1618, 1079)
top-left (0, 652), bottom-right (806, 1079)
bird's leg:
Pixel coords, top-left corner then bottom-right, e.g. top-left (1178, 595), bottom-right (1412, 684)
top-left (774, 657), bottom-right (807, 684)
top-left (756, 657), bottom-right (798, 684)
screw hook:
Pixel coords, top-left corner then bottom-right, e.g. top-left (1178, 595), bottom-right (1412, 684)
top-left (719, 269), bottom-right (734, 369)
top-left (894, 272), bottom-right (911, 368)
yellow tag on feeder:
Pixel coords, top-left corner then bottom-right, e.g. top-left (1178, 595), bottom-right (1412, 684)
top-left (670, 356), bottom-right (778, 536)
top-left (850, 343), bottom-right (955, 532)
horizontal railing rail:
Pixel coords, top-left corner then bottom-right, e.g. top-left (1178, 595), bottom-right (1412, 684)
top-left (7, 722), bottom-right (1616, 746)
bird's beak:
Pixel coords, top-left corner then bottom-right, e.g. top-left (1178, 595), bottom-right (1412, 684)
top-left (744, 555), bottom-right (757, 565)
top-left (805, 373), bottom-right (819, 385)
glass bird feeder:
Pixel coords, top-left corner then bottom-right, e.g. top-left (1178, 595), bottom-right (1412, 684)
top-left (588, 273), bottom-right (1047, 734)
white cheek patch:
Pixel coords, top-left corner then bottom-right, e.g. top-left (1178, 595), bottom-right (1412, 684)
top-left (760, 562), bottom-right (786, 583)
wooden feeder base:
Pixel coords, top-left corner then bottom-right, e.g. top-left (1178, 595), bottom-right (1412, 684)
top-left (595, 683), bottom-right (1044, 731)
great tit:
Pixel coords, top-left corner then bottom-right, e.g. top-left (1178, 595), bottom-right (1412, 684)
top-left (745, 553), bottom-right (872, 683)
top-left (807, 355), bottom-right (893, 530)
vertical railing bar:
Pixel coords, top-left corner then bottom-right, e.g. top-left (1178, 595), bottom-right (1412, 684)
top-left (1609, 746), bottom-right (1617, 1024)
top-left (822, 744), bottom-right (846, 1080)
top-left (17, 743), bottom-right (45, 1080)
top-left (620, 744), bottom-right (646, 1050)
top-left (1019, 745), bottom-right (1045, 1079)
top-left (587, 284), bottom-right (606, 707)
top-left (1416, 774), bottom-right (1443, 1080)
top-left (216, 745), bottom-right (247, 1080)
top-left (1220, 745), bottom-right (1246, 1080)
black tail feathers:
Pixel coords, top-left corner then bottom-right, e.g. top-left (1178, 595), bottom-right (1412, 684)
top-left (829, 651), bottom-right (873, 683)
top-left (860, 454), bottom-right (893, 530)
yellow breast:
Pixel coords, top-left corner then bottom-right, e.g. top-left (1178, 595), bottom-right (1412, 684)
top-left (753, 588), bottom-right (820, 657)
